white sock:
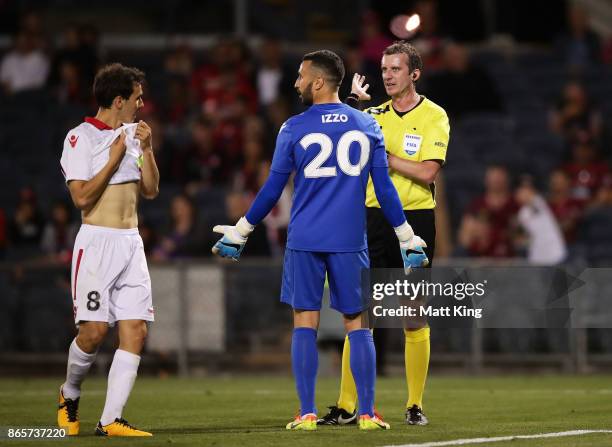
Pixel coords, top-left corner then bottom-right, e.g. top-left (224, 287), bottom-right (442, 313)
top-left (62, 338), bottom-right (97, 400)
top-left (99, 349), bottom-right (140, 426)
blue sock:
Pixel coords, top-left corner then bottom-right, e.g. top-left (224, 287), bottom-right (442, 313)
top-left (348, 329), bottom-right (376, 417)
top-left (291, 327), bottom-right (318, 416)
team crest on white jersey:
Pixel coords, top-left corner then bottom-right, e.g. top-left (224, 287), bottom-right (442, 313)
top-left (403, 133), bottom-right (422, 156)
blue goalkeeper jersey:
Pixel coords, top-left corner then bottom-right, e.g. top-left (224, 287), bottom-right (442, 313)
top-left (270, 102), bottom-right (389, 252)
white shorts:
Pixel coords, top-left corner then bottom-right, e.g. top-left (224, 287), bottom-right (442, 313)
top-left (71, 224), bottom-right (154, 326)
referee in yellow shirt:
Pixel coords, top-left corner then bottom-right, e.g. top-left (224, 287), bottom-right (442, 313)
top-left (318, 41), bottom-right (450, 426)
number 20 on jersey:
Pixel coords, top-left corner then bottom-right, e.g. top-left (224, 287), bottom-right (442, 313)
top-left (300, 130), bottom-right (370, 178)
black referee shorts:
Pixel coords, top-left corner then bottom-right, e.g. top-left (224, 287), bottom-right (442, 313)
top-left (366, 207), bottom-right (436, 269)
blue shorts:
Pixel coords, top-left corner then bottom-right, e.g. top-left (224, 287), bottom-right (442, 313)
top-left (280, 248), bottom-right (369, 315)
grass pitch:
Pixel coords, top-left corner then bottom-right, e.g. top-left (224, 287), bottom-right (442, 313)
top-left (1, 375), bottom-right (612, 447)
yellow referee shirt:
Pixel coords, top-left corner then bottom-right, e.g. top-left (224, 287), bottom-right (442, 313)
top-left (365, 96), bottom-right (450, 210)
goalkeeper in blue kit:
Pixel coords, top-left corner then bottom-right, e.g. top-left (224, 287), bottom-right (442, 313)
top-left (212, 50), bottom-right (428, 430)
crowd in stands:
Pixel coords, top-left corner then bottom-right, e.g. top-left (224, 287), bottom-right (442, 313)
top-left (1, 3), bottom-right (612, 267)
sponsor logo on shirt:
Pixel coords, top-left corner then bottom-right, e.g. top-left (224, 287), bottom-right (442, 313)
top-left (69, 135), bottom-right (79, 148)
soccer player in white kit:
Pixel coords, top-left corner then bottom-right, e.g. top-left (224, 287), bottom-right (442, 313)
top-left (57, 63), bottom-right (159, 437)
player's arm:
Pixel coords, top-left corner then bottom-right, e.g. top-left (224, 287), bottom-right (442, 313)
top-left (212, 121), bottom-right (294, 260)
top-left (135, 120), bottom-right (160, 199)
top-left (386, 157), bottom-right (442, 185)
top-left (211, 170), bottom-right (290, 260)
top-left (67, 132), bottom-right (127, 211)
top-left (388, 110), bottom-right (449, 185)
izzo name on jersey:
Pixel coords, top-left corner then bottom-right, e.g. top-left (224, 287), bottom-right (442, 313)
top-left (321, 113), bottom-right (348, 123)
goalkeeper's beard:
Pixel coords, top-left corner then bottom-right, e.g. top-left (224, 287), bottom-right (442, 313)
top-left (298, 82), bottom-right (314, 106)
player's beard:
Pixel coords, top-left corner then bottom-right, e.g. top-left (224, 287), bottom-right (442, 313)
top-left (299, 82), bottom-right (314, 105)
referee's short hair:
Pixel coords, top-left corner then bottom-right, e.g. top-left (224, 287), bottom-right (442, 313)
top-left (93, 63), bottom-right (145, 109)
top-left (303, 50), bottom-right (345, 89)
top-left (383, 41), bottom-right (423, 73)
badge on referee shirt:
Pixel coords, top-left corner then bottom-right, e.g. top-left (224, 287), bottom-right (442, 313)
top-left (403, 133), bottom-right (422, 156)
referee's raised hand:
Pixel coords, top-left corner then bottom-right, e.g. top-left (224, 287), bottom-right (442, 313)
top-left (351, 73), bottom-right (371, 101)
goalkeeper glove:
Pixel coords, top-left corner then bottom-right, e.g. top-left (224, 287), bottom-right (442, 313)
top-left (212, 216), bottom-right (254, 261)
top-left (395, 222), bottom-right (429, 274)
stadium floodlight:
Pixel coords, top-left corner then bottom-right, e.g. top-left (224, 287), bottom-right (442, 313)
top-left (390, 13), bottom-right (421, 39)
top-left (405, 14), bottom-right (421, 32)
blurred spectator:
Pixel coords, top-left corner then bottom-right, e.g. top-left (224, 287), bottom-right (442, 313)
top-left (233, 139), bottom-right (266, 194)
top-left (244, 113), bottom-right (271, 157)
top-left (191, 40), bottom-right (225, 104)
top-left (138, 215), bottom-right (158, 257)
top-left (225, 192), bottom-right (270, 257)
top-left (264, 97), bottom-right (292, 148)
top-left (591, 174), bottom-right (612, 209)
top-left (78, 24), bottom-right (102, 78)
top-left (359, 10), bottom-right (393, 67)
top-left (191, 39), bottom-right (257, 163)
top-left (562, 139), bottom-right (609, 202)
top-left (191, 38), bottom-right (257, 118)
top-left (164, 44), bottom-right (193, 77)
top-left (0, 30), bottom-right (49, 94)
top-left (555, 4), bottom-right (601, 70)
top-left (411, 0), bottom-right (445, 71)
top-left (48, 24), bottom-right (100, 105)
top-left (162, 45), bottom-right (195, 124)
top-left (40, 201), bottom-right (78, 263)
top-left (577, 176), bottom-right (612, 265)
top-left (547, 169), bottom-right (586, 244)
top-left (183, 117), bottom-right (229, 192)
top-left (163, 75), bottom-right (192, 125)
top-left (8, 188), bottom-right (45, 256)
top-left (423, 42), bottom-right (502, 119)
top-left (549, 81), bottom-right (602, 143)
top-left (255, 37), bottom-right (294, 109)
top-left (457, 166), bottom-right (518, 257)
top-left (152, 194), bottom-right (209, 260)
top-left (19, 11), bottom-right (45, 42)
top-left (515, 179), bottom-right (567, 265)
top-left (212, 89), bottom-right (253, 159)
top-left (228, 39), bottom-right (255, 79)
top-left (340, 41), bottom-right (383, 105)
top-left (243, 115), bottom-right (266, 149)
top-left (54, 60), bottom-right (88, 105)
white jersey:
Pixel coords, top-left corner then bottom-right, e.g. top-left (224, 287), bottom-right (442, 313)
top-left (60, 117), bottom-right (142, 185)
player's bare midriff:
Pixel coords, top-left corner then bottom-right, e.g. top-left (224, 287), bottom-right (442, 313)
top-left (82, 182), bottom-right (139, 229)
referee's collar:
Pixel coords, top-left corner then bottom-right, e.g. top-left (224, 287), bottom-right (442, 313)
top-left (392, 95), bottom-right (425, 117)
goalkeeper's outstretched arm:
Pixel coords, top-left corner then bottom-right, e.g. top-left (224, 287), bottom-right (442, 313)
top-left (212, 170), bottom-right (290, 260)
